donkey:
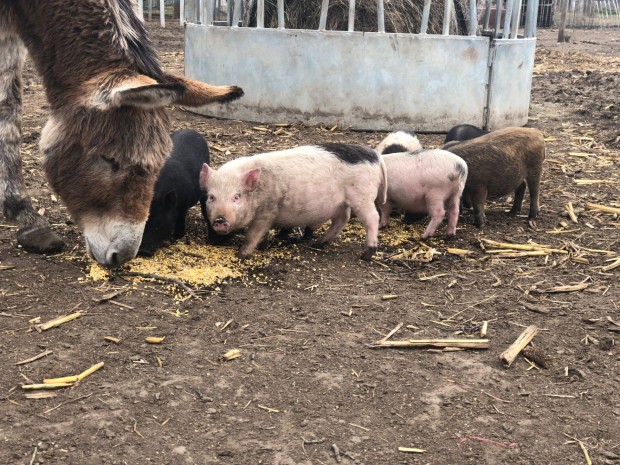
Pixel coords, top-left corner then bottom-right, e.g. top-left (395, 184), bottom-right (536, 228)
top-left (0, 0), bottom-right (243, 267)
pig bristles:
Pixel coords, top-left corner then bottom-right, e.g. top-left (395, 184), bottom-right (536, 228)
top-left (369, 338), bottom-right (490, 349)
top-left (499, 325), bottom-right (538, 366)
top-left (122, 271), bottom-right (198, 299)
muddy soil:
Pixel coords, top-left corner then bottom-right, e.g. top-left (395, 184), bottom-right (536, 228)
top-left (1, 24), bottom-right (619, 465)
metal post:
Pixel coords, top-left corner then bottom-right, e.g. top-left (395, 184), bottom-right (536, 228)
top-left (277, 0), bottom-right (285, 28)
top-left (502, 0), bottom-right (514, 37)
top-left (524, 0), bottom-right (533, 36)
top-left (494, 0), bottom-right (503, 36)
top-left (160, 0), bottom-right (166, 27)
top-left (319, 0), bottom-right (330, 30)
top-left (257, 0), bottom-right (265, 28)
top-left (227, 0), bottom-right (233, 25)
top-left (469, 0), bottom-right (478, 34)
top-left (442, 0), bottom-right (452, 34)
top-left (483, 0), bottom-right (493, 29)
top-left (510, 0), bottom-right (523, 37)
top-left (148, 0), bottom-right (153, 21)
top-left (180, 0), bottom-right (184, 24)
top-left (348, 0), bottom-right (356, 31)
top-left (232, 0), bottom-right (241, 26)
top-left (377, 0), bottom-right (385, 32)
top-left (558, 0), bottom-right (569, 41)
top-left (420, 0), bottom-right (432, 33)
top-left (204, 0), bottom-right (213, 25)
top-left (197, 0), bottom-right (203, 23)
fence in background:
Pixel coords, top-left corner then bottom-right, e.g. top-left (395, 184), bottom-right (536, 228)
top-left (173, 0), bottom-right (540, 131)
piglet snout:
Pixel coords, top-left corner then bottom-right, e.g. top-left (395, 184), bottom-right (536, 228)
top-left (212, 216), bottom-right (231, 234)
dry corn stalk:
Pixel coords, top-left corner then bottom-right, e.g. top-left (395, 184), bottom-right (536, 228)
top-left (601, 257), bottom-right (620, 272)
top-left (481, 239), bottom-right (566, 254)
top-left (24, 391), bottom-right (58, 399)
top-left (22, 383), bottom-right (74, 390)
top-left (145, 336), bottom-right (166, 344)
top-left (585, 202), bottom-right (620, 215)
top-left (398, 447), bottom-right (426, 453)
top-left (43, 362), bottom-right (104, 385)
top-left (37, 311), bottom-right (82, 331)
top-left (566, 202), bottom-right (578, 223)
top-left (370, 338), bottom-right (490, 349)
top-left (537, 283), bottom-right (589, 293)
top-left (447, 248), bottom-right (473, 257)
top-left (222, 349), bottom-right (241, 361)
top-left (500, 325), bottom-right (538, 366)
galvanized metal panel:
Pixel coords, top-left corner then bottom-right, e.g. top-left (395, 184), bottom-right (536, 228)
top-left (486, 38), bottom-right (536, 130)
top-left (185, 25), bottom-right (490, 131)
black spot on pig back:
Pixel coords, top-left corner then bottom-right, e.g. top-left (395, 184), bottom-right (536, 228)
top-left (139, 129), bottom-right (210, 255)
top-left (444, 124), bottom-right (488, 143)
top-left (319, 143), bottom-right (379, 164)
top-left (381, 143), bottom-right (409, 155)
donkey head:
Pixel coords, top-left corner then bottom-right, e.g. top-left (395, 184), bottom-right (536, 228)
top-left (41, 73), bottom-right (243, 267)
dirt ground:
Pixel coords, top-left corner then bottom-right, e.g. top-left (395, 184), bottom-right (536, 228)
top-left (1, 24), bottom-right (619, 465)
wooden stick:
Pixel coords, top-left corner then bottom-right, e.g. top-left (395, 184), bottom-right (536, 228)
top-left (585, 202), bottom-right (620, 215)
top-left (370, 338), bottom-right (490, 349)
top-left (499, 325), bottom-right (538, 366)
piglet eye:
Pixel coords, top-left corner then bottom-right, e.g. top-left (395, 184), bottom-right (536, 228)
top-left (234, 193), bottom-right (241, 201)
top-left (207, 194), bottom-right (215, 202)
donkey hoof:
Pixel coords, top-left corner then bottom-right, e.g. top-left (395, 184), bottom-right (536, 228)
top-left (17, 226), bottom-right (64, 254)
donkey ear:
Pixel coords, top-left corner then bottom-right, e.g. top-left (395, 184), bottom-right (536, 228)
top-left (88, 74), bottom-right (186, 110)
top-left (163, 73), bottom-right (244, 107)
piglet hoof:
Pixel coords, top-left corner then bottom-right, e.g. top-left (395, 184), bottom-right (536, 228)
top-left (236, 250), bottom-right (251, 261)
top-left (528, 212), bottom-right (539, 220)
top-left (444, 234), bottom-right (456, 241)
top-left (360, 247), bottom-right (377, 261)
top-left (313, 241), bottom-right (327, 250)
top-left (17, 226), bottom-right (64, 254)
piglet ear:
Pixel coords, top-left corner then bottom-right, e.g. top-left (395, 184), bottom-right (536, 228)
top-left (199, 163), bottom-right (213, 188)
top-left (243, 168), bottom-right (261, 191)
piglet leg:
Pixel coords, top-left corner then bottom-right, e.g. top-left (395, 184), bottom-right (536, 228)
top-left (526, 174), bottom-right (541, 219)
top-left (421, 201), bottom-right (446, 239)
top-left (319, 206), bottom-right (351, 245)
top-left (237, 217), bottom-right (274, 260)
top-left (508, 181), bottom-right (526, 217)
top-left (445, 196), bottom-right (460, 237)
top-left (351, 203), bottom-right (380, 261)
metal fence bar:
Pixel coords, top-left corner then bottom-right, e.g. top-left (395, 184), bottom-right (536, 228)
top-left (348, 0), bottom-right (356, 31)
top-left (502, 0), bottom-right (514, 37)
top-left (148, 0), bottom-right (153, 21)
top-left (420, 0), bottom-right (432, 33)
top-left (197, 0), bottom-right (203, 23)
top-left (277, 0), bottom-right (285, 28)
top-left (232, 0), bottom-right (242, 26)
top-left (377, 0), bottom-right (385, 32)
top-left (483, 0), bottom-right (493, 29)
top-left (524, 0), bottom-right (534, 36)
top-left (257, 0), bottom-right (265, 28)
top-left (510, 0), bottom-right (523, 37)
top-left (442, 0), bottom-right (452, 34)
top-left (180, 0), bottom-right (185, 24)
top-left (204, 0), bottom-right (213, 25)
top-left (319, 0), bottom-right (330, 30)
top-left (494, 0), bottom-right (503, 35)
top-left (468, 0), bottom-right (478, 34)
top-left (531, 0), bottom-right (539, 35)
top-left (160, 0), bottom-right (166, 27)
top-left (227, 0), bottom-right (233, 25)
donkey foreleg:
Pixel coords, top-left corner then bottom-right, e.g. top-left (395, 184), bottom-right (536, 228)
top-left (0, 35), bottom-right (63, 253)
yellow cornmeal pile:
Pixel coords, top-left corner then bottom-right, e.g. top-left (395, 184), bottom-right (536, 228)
top-left (89, 240), bottom-right (298, 289)
top-left (88, 219), bottom-right (427, 292)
